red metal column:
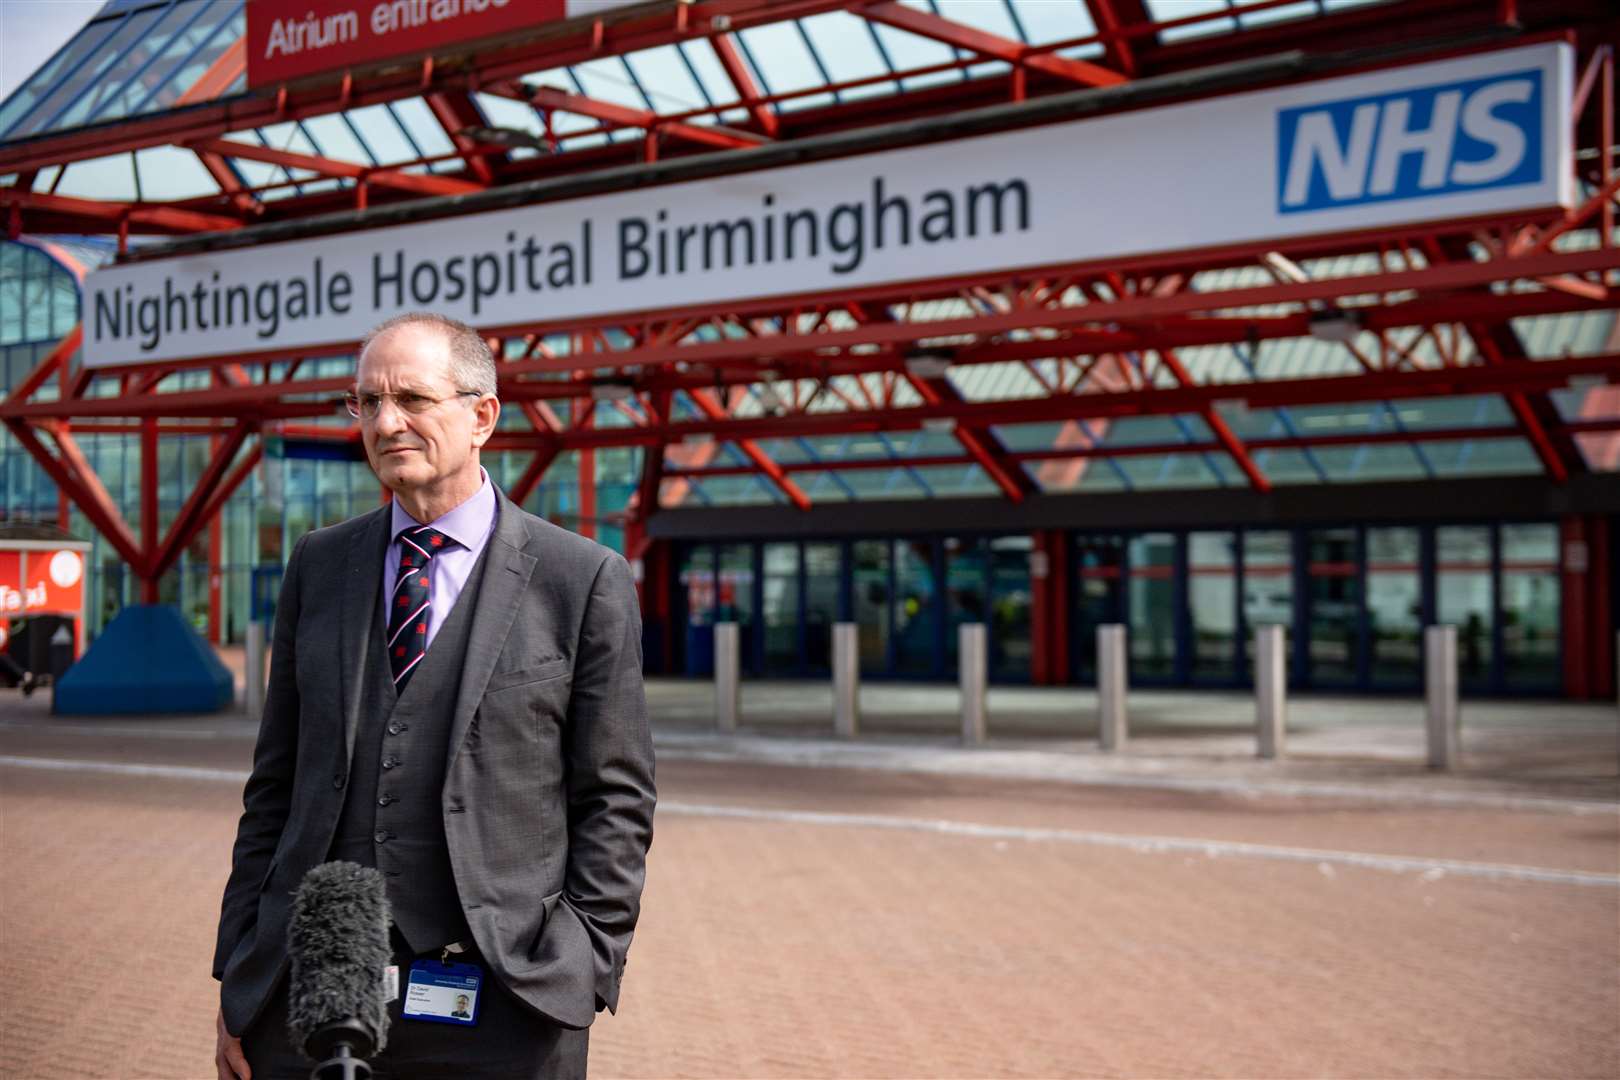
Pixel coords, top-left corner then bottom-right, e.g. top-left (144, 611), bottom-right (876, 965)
top-left (1029, 529), bottom-right (1070, 685)
top-left (140, 418), bottom-right (159, 603)
top-left (1560, 515), bottom-right (1589, 698)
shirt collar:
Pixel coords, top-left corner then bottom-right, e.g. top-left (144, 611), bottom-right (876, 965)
top-left (389, 467), bottom-right (497, 551)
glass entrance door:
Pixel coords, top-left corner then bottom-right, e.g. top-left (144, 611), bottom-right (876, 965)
top-left (1072, 535), bottom-right (1124, 684)
top-left (1188, 531), bottom-right (1239, 683)
top-left (1306, 528), bottom-right (1360, 686)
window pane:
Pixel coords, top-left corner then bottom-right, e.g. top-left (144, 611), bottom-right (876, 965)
top-left (1243, 530), bottom-right (1292, 675)
top-left (1129, 533), bottom-right (1176, 680)
top-left (989, 536), bottom-right (1032, 680)
top-left (1437, 526), bottom-right (1493, 686)
top-left (852, 539), bottom-right (890, 670)
top-left (1367, 527), bottom-right (1421, 685)
top-left (804, 543), bottom-right (840, 671)
top-left (1073, 535), bottom-right (1124, 682)
top-left (762, 543), bottom-right (799, 674)
top-left (1189, 532), bottom-right (1237, 680)
top-left (1307, 528), bottom-right (1359, 684)
top-left (1500, 524), bottom-right (1559, 688)
top-left (894, 539), bottom-right (939, 677)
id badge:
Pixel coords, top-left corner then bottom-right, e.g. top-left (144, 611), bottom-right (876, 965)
top-left (401, 960), bottom-right (482, 1026)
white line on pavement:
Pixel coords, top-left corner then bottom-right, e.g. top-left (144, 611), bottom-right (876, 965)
top-left (658, 800), bottom-right (1620, 888)
top-left (3, 753), bottom-right (1614, 889)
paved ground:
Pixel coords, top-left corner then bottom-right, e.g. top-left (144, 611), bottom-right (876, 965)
top-left (1, 676), bottom-right (1617, 1078)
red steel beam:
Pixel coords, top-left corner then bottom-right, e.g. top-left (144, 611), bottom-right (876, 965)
top-left (174, 38), bottom-right (245, 107)
top-left (4, 420), bottom-right (142, 568)
top-left (492, 246), bottom-right (1620, 378)
top-left (527, 87), bottom-right (767, 150)
top-left (186, 137), bottom-right (484, 197)
top-left (860, 1), bottom-right (1125, 88)
top-left (426, 90), bottom-right (501, 186)
top-left (1156, 346), bottom-right (1271, 492)
top-left (0, 189), bottom-right (242, 233)
top-left (538, 352), bottom-right (1620, 450)
top-left (659, 419), bottom-right (1614, 476)
top-left (709, 33), bottom-right (780, 139)
top-left (3, 324), bottom-right (81, 406)
top-left (151, 422), bottom-right (254, 580)
top-left (687, 387), bottom-right (812, 510)
top-left (903, 371), bottom-right (1033, 502)
top-left (507, 442), bottom-right (561, 507)
top-left (0, 0), bottom-right (847, 174)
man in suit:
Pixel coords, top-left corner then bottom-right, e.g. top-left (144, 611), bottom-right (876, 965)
top-left (213, 312), bottom-right (655, 1079)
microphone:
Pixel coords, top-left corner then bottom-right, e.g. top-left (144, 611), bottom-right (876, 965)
top-left (285, 862), bottom-right (393, 1080)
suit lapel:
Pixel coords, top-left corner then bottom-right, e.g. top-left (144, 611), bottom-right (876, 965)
top-left (340, 506), bottom-right (392, 767)
top-left (447, 490), bottom-right (538, 764)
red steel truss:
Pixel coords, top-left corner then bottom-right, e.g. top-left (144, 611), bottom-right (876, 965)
top-left (1, 0), bottom-right (1617, 603)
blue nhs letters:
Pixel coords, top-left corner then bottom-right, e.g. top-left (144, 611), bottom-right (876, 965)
top-left (1277, 69), bottom-right (1542, 213)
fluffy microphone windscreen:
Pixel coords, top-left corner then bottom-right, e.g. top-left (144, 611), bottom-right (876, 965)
top-left (285, 861), bottom-right (393, 1058)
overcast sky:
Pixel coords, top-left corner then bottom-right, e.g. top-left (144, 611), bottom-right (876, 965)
top-left (0, 0), bottom-right (100, 105)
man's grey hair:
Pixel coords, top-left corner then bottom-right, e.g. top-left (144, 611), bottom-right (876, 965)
top-left (359, 312), bottom-right (499, 398)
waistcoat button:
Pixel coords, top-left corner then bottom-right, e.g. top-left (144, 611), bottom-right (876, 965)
top-left (373, 829), bottom-right (389, 844)
top-left (332, 774), bottom-right (346, 789)
top-left (383, 756), bottom-right (401, 770)
top-left (378, 794), bottom-right (395, 807)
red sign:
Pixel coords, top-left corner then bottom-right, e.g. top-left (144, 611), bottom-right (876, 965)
top-left (0, 549), bottom-right (85, 617)
top-left (247, 0), bottom-right (554, 87)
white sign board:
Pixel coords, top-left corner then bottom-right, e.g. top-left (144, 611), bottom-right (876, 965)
top-left (85, 42), bottom-right (1572, 368)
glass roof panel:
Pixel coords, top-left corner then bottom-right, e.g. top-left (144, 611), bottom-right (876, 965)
top-left (1010, 0), bottom-right (1104, 59)
top-left (933, 0), bottom-right (1023, 42)
top-left (137, 2), bottom-right (244, 114)
top-left (0, 16), bottom-right (122, 139)
top-left (671, 40), bottom-right (743, 109)
top-left (298, 114), bottom-right (374, 168)
top-left (51, 0), bottom-right (212, 131)
top-left (473, 92), bottom-right (545, 144)
top-left (797, 11), bottom-right (899, 102)
top-left (568, 57), bottom-right (659, 111)
top-left (4, 3), bottom-right (169, 141)
top-left (389, 98), bottom-right (456, 165)
top-left (867, 20), bottom-right (964, 91)
top-left (132, 144), bottom-right (219, 200)
top-left (621, 47), bottom-right (712, 115)
top-left (339, 104), bottom-right (421, 167)
top-left (736, 21), bottom-right (836, 112)
top-left (1310, 442), bottom-right (1430, 482)
top-left (1422, 437), bottom-right (1543, 478)
top-left (1148, 0), bottom-right (1235, 43)
top-left (52, 153), bottom-right (137, 200)
top-left (914, 463), bottom-right (1000, 496)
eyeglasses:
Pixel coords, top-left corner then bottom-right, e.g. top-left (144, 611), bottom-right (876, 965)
top-left (344, 389), bottom-right (482, 420)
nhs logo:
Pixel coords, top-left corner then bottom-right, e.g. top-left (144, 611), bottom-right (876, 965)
top-left (1277, 69), bottom-right (1542, 213)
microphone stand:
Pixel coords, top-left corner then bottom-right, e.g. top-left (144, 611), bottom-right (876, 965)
top-left (306, 1018), bottom-right (376, 1080)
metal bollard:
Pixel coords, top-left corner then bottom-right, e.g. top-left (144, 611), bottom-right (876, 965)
top-left (832, 622), bottom-right (859, 738)
top-left (714, 621), bottom-right (740, 733)
top-left (1255, 624), bottom-right (1287, 759)
top-left (245, 620), bottom-right (266, 721)
top-left (960, 623), bottom-right (987, 745)
top-left (1097, 624), bottom-right (1128, 751)
top-left (1424, 625), bottom-right (1459, 770)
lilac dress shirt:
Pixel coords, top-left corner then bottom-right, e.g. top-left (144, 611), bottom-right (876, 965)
top-left (381, 468), bottom-right (498, 649)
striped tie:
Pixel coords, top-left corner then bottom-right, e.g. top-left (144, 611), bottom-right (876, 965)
top-left (386, 525), bottom-right (451, 690)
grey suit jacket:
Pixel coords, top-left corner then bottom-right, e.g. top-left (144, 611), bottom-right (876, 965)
top-left (213, 489), bottom-right (656, 1036)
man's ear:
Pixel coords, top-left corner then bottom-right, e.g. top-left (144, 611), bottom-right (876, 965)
top-left (470, 395), bottom-right (501, 449)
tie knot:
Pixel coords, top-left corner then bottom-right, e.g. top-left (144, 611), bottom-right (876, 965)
top-left (397, 525), bottom-right (452, 564)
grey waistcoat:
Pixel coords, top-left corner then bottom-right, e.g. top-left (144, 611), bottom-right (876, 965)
top-left (329, 543), bottom-right (492, 953)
